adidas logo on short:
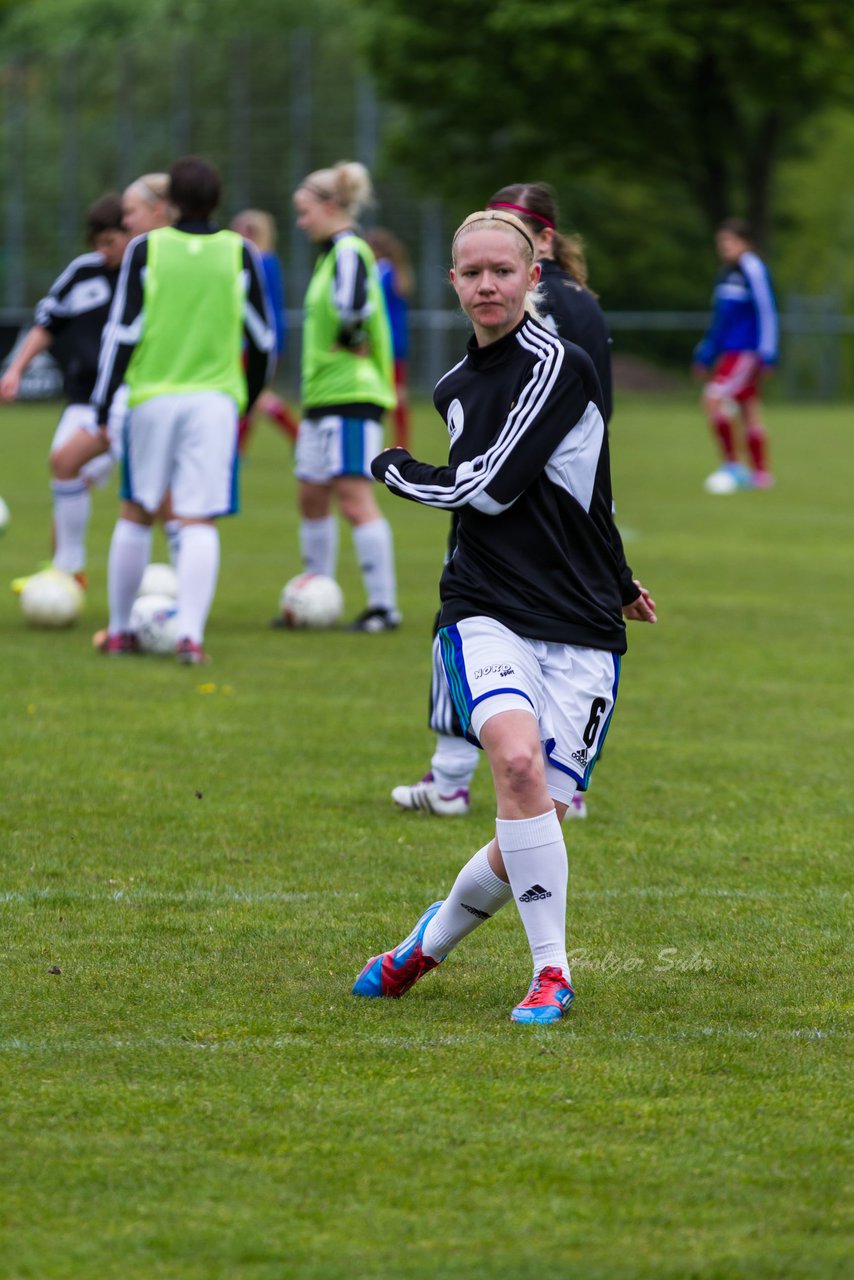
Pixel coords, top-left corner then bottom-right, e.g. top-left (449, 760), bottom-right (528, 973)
top-left (519, 883), bottom-right (552, 903)
top-left (461, 902), bottom-right (491, 920)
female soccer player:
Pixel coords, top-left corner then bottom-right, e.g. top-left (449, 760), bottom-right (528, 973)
top-left (693, 218), bottom-right (778, 493)
top-left (93, 156), bottom-right (275, 664)
top-left (354, 209), bottom-right (656, 1024)
top-left (290, 161), bottom-right (399, 632)
top-left (392, 182), bottom-right (627, 821)
top-left (0, 194), bottom-right (129, 590)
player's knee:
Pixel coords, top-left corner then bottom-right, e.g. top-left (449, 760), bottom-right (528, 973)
top-left (492, 741), bottom-right (542, 797)
top-left (50, 452), bottom-right (78, 481)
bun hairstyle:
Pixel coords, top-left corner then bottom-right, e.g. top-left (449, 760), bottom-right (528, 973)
top-left (487, 182), bottom-right (591, 289)
top-left (298, 161), bottom-right (374, 219)
top-left (451, 209), bottom-right (543, 322)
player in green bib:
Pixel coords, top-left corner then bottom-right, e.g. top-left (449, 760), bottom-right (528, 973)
top-left (93, 155), bottom-right (275, 663)
top-left (290, 161), bottom-right (400, 633)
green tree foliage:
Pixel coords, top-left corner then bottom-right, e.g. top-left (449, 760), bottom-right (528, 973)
top-left (360, 0), bottom-right (854, 249)
top-left (0, 0), bottom-right (348, 49)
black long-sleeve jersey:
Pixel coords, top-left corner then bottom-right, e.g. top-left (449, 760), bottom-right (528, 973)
top-left (34, 251), bottom-right (120, 404)
top-left (538, 258), bottom-right (613, 425)
top-left (373, 317), bottom-right (633, 652)
top-left (92, 219), bottom-right (275, 423)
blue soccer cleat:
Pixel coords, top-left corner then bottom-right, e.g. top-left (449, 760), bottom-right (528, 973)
top-left (353, 901), bottom-right (445, 998)
top-left (510, 966), bottom-right (575, 1025)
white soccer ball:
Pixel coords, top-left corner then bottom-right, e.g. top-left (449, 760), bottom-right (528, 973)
top-left (704, 468), bottom-right (739, 495)
top-left (20, 568), bottom-right (84, 628)
top-left (129, 592), bottom-right (180, 655)
top-left (279, 573), bottom-right (344, 629)
top-left (0, 496), bottom-right (10, 536)
top-left (137, 562), bottom-right (178, 600)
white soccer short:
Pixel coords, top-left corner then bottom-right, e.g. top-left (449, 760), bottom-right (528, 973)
top-left (439, 616), bottom-right (621, 805)
top-left (121, 390), bottom-right (239, 518)
top-left (49, 401), bottom-right (118, 489)
top-left (294, 414), bottom-right (384, 483)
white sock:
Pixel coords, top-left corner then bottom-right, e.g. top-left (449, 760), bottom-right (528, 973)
top-left (51, 478), bottom-right (91, 574)
top-left (300, 517), bottom-right (338, 578)
top-left (497, 810), bottom-right (570, 981)
top-left (108, 519), bottom-right (152, 633)
top-left (352, 518), bottom-right (396, 612)
top-left (80, 451), bottom-right (114, 489)
top-left (175, 523), bottom-right (219, 645)
top-left (163, 519), bottom-right (182, 567)
top-left (432, 732), bottom-right (480, 794)
top-left (422, 844), bottom-right (513, 960)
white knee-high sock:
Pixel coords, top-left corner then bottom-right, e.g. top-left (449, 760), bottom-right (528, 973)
top-left (352, 517), bottom-right (396, 612)
top-left (51, 478), bottom-right (91, 574)
top-left (300, 517), bottom-right (338, 578)
top-left (431, 732), bottom-right (480, 794)
top-left (163, 519), bottom-right (182, 567)
top-left (108, 519), bottom-right (152, 633)
top-left (422, 843), bottom-right (514, 961)
top-left (496, 810), bottom-right (570, 980)
top-left (175, 523), bottom-right (219, 645)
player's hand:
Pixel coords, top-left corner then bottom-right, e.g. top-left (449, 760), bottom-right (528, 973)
top-left (690, 362), bottom-right (708, 382)
top-left (623, 581), bottom-right (657, 623)
top-left (0, 369), bottom-right (21, 401)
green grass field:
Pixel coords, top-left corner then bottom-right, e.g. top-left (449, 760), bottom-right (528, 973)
top-left (0, 393), bottom-right (850, 1279)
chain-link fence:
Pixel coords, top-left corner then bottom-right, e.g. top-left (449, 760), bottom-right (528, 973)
top-left (2, 33), bottom-right (851, 398)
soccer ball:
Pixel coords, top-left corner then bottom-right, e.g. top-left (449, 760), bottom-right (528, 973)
top-left (278, 573), bottom-right (344, 629)
top-left (137, 561), bottom-right (178, 600)
top-left (129, 593), bottom-right (180, 655)
top-left (0, 497), bottom-right (9, 536)
top-left (20, 568), bottom-right (84, 628)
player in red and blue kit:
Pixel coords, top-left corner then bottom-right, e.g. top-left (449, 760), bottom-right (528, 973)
top-left (693, 218), bottom-right (778, 493)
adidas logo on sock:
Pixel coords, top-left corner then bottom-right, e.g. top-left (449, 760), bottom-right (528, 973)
top-left (519, 883), bottom-right (552, 903)
top-left (461, 902), bottom-right (491, 920)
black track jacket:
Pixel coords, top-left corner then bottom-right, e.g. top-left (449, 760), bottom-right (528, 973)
top-left (372, 316), bottom-right (638, 652)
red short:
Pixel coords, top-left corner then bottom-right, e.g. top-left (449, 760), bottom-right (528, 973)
top-left (706, 352), bottom-right (762, 404)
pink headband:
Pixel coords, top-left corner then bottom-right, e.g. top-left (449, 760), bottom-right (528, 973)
top-left (487, 200), bottom-right (555, 231)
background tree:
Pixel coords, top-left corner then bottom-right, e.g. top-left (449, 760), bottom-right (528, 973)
top-left (359, 0), bottom-right (854, 250)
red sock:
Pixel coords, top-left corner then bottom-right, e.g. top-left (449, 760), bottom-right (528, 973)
top-left (265, 396), bottom-right (299, 443)
top-left (712, 412), bottom-right (736, 462)
top-left (746, 427), bottom-right (768, 472)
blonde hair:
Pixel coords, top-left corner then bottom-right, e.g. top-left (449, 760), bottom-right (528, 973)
top-left (452, 210), bottom-right (543, 321)
top-left (125, 173), bottom-right (171, 206)
top-left (297, 161), bottom-right (374, 219)
top-left (231, 208), bottom-right (277, 253)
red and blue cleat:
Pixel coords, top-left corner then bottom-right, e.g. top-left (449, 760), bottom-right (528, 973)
top-left (510, 966), bottom-right (575, 1024)
top-left (353, 901), bottom-right (445, 998)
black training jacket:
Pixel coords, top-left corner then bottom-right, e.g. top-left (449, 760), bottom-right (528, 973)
top-left (372, 316), bottom-right (635, 652)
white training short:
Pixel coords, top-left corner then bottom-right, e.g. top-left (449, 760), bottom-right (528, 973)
top-left (438, 615), bottom-right (621, 805)
top-left (49, 401), bottom-right (117, 489)
top-left (121, 390), bottom-right (239, 518)
top-left (294, 414), bottom-right (384, 483)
